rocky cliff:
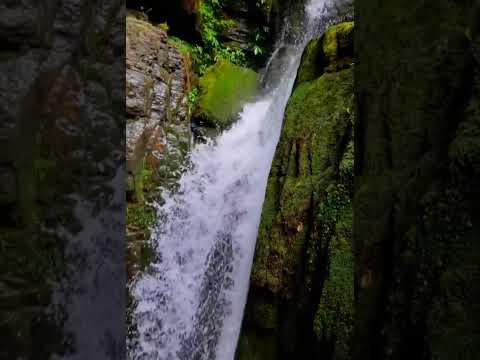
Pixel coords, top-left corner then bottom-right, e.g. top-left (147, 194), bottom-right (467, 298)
top-left (126, 13), bottom-right (193, 276)
top-left (354, 1), bottom-right (480, 359)
top-left (238, 21), bottom-right (354, 360)
top-left (130, 0), bottom-right (310, 70)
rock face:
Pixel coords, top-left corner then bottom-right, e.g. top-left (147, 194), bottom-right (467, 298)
top-left (126, 0), bottom-right (201, 42)
top-left (126, 15), bottom-right (194, 281)
top-left (126, 14), bottom-right (192, 203)
top-left (126, 0), bottom-right (277, 61)
top-left (354, 1), bottom-right (480, 360)
top-left (237, 22), bottom-right (354, 360)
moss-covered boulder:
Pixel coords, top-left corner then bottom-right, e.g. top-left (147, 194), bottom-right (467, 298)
top-left (238, 21), bottom-right (354, 360)
top-left (296, 21), bottom-right (354, 85)
top-left (251, 68), bottom-right (354, 295)
top-left (195, 60), bottom-right (258, 129)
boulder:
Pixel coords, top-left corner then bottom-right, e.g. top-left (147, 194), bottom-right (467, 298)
top-left (296, 21), bottom-right (354, 85)
top-left (195, 60), bottom-right (258, 130)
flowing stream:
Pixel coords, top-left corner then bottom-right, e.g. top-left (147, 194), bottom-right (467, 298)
top-left (129, 1), bottom-right (349, 359)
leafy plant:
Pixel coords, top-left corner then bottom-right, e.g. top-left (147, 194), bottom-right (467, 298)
top-left (250, 26), bottom-right (269, 57)
top-left (187, 87), bottom-right (200, 115)
top-left (127, 203), bottom-right (156, 231)
top-left (195, 0), bottom-right (247, 73)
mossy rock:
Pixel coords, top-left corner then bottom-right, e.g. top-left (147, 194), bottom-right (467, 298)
top-left (314, 233), bottom-right (354, 359)
top-left (236, 331), bottom-right (277, 360)
top-left (246, 65), bottom-right (354, 358)
top-left (296, 21), bottom-right (354, 85)
top-left (252, 68), bottom-right (354, 294)
top-left (195, 60), bottom-right (258, 129)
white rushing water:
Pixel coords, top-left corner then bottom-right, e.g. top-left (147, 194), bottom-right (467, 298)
top-left (129, 1), bottom-right (348, 359)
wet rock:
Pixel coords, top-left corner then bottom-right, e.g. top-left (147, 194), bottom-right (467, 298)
top-left (126, 15), bottom-right (192, 203)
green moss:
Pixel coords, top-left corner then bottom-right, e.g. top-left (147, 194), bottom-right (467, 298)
top-left (196, 60), bottom-right (258, 128)
top-left (141, 168), bottom-right (155, 194)
top-left (314, 229), bottom-right (354, 359)
top-left (254, 302), bottom-right (279, 330)
top-left (323, 22), bottom-right (353, 58)
top-left (157, 22), bottom-right (169, 32)
top-left (236, 331), bottom-right (277, 360)
top-left (126, 203), bottom-right (156, 232)
top-left (296, 38), bottom-right (323, 85)
top-left (169, 36), bottom-right (195, 56)
top-left (285, 69), bottom-right (353, 139)
top-left (296, 22), bottom-right (354, 85)
top-left (252, 68), bottom-right (353, 295)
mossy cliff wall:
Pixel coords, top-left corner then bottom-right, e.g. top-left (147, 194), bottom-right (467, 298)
top-left (237, 22), bottom-right (354, 360)
top-left (354, 1), bottom-right (480, 359)
top-left (0, 1), bottom-right (124, 358)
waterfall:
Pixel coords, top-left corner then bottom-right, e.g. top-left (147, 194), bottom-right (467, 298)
top-left (128, 1), bottom-right (349, 359)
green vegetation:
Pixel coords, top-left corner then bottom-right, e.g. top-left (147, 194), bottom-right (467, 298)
top-left (157, 22), bottom-right (169, 32)
top-left (166, 0), bottom-right (268, 75)
top-left (187, 87), bottom-right (200, 116)
top-left (314, 188), bottom-right (354, 358)
top-left (126, 203), bottom-right (156, 232)
top-left (168, 36), bottom-right (195, 56)
top-left (196, 60), bottom-right (258, 128)
top-left (127, 168), bottom-right (157, 232)
top-left (241, 21), bottom-right (355, 357)
top-left (296, 21), bottom-right (354, 84)
top-left (183, 0), bottom-right (246, 74)
top-left (252, 67), bottom-right (354, 293)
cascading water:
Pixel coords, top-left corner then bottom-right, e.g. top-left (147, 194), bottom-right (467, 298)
top-left (128, 1), bottom-right (351, 359)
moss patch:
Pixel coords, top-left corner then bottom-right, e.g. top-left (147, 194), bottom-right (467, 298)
top-left (196, 60), bottom-right (258, 129)
top-left (314, 233), bottom-right (354, 359)
top-left (296, 21), bottom-right (354, 85)
top-left (244, 66), bottom-right (354, 359)
top-left (252, 67), bottom-right (353, 293)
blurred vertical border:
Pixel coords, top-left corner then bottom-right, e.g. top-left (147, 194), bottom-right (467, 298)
top-left (0, 0), bottom-right (126, 359)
